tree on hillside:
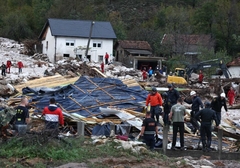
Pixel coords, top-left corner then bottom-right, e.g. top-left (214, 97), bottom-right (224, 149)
top-left (1, 12), bottom-right (33, 42)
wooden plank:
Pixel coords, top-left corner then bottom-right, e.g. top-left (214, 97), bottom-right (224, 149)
top-left (14, 75), bottom-right (79, 92)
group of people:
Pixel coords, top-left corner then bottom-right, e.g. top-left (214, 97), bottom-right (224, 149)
top-left (100, 52), bottom-right (111, 73)
top-left (142, 84), bottom-right (232, 151)
top-left (142, 65), bottom-right (167, 81)
top-left (1, 60), bottom-right (24, 76)
top-left (10, 97), bottom-right (64, 135)
top-left (141, 84), bottom-right (179, 150)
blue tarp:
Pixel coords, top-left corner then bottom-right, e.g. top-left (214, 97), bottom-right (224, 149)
top-left (23, 76), bottom-right (148, 117)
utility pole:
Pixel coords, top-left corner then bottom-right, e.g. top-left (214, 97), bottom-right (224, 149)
top-left (84, 21), bottom-right (95, 62)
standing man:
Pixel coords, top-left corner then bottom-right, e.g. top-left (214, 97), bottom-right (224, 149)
top-left (100, 61), bottom-right (104, 73)
top-left (14, 96), bottom-right (29, 134)
top-left (211, 93), bottom-right (228, 124)
top-left (167, 84), bottom-right (180, 106)
top-left (227, 87), bottom-right (235, 106)
top-left (169, 98), bottom-right (186, 150)
top-left (17, 61), bottom-right (24, 74)
top-left (140, 111), bottom-right (158, 150)
top-left (198, 70), bottom-right (204, 84)
top-left (6, 60), bottom-right (11, 73)
top-left (195, 101), bottom-right (219, 152)
top-left (1, 62), bottom-right (6, 76)
top-left (105, 52), bottom-right (109, 65)
top-left (142, 67), bottom-right (147, 81)
top-left (184, 90), bottom-right (203, 134)
top-left (148, 67), bottom-right (153, 78)
top-left (42, 98), bottom-right (64, 129)
top-left (146, 87), bottom-right (163, 124)
top-left (162, 92), bottom-right (171, 126)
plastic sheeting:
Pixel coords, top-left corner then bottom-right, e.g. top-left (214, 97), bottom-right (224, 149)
top-left (23, 76), bottom-right (148, 117)
top-left (92, 124), bottom-right (111, 136)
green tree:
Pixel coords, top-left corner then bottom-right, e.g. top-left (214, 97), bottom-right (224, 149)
top-left (1, 12), bottom-right (33, 42)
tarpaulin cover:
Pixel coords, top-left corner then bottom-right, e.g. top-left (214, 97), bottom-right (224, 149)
top-left (23, 76), bottom-right (148, 117)
top-left (92, 123), bottom-right (111, 136)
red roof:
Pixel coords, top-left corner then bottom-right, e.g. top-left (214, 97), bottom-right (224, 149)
top-left (116, 40), bottom-right (152, 50)
top-left (227, 57), bottom-right (240, 67)
top-left (161, 34), bottom-right (213, 46)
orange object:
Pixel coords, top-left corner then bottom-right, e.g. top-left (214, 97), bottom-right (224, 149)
top-left (146, 92), bottom-right (163, 106)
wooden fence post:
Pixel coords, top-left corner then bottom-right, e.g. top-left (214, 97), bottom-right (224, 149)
top-left (218, 128), bottom-right (223, 160)
top-left (77, 122), bottom-right (85, 137)
top-left (163, 126), bottom-right (169, 155)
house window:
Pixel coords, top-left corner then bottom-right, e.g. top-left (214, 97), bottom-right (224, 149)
top-left (46, 41), bottom-right (48, 50)
top-left (76, 55), bottom-right (82, 60)
top-left (93, 41), bottom-right (102, 48)
top-left (66, 40), bottom-right (75, 46)
top-left (87, 55), bottom-right (91, 62)
top-left (63, 54), bottom-right (70, 57)
top-left (98, 55), bottom-right (103, 62)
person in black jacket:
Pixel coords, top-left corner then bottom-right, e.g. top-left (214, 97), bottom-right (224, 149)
top-left (184, 90), bottom-right (203, 134)
top-left (162, 92), bottom-right (171, 126)
top-left (167, 84), bottom-right (179, 106)
top-left (140, 112), bottom-right (158, 150)
top-left (195, 101), bottom-right (219, 152)
top-left (211, 93), bottom-right (228, 124)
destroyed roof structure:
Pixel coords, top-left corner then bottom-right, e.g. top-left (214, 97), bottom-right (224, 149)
top-left (23, 76), bottom-right (148, 117)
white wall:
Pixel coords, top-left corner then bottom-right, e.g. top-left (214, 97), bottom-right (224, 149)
top-left (58, 37), bottom-right (113, 62)
top-left (228, 66), bottom-right (240, 78)
top-left (42, 26), bottom-right (56, 63)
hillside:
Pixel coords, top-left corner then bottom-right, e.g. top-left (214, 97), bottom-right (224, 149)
top-left (0, 0), bottom-right (240, 57)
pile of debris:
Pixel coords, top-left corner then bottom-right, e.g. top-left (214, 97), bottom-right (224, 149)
top-left (43, 59), bottom-right (143, 80)
top-left (31, 53), bottom-right (49, 62)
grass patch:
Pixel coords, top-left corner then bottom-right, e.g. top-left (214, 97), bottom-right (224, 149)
top-left (0, 136), bottom-right (175, 167)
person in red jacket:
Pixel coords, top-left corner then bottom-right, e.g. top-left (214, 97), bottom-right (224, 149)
top-left (146, 87), bottom-right (163, 124)
top-left (105, 52), bottom-right (109, 65)
top-left (142, 67), bottom-right (147, 80)
top-left (6, 60), bottom-right (11, 73)
top-left (42, 98), bottom-right (64, 129)
top-left (17, 61), bottom-right (24, 74)
top-left (198, 70), bottom-right (204, 84)
top-left (227, 87), bottom-right (235, 106)
top-left (101, 62), bottom-right (104, 73)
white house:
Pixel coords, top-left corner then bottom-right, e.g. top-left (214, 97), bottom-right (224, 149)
top-left (227, 57), bottom-right (240, 78)
top-left (39, 18), bottom-right (116, 63)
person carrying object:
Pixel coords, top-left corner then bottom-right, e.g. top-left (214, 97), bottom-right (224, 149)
top-left (13, 96), bottom-right (30, 135)
top-left (211, 93), bottom-right (227, 124)
top-left (169, 98), bottom-right (186, 151)
top-left (42, 98), bottom-right (64, 130)
top-left (195, 101), bottom-right (219, 152)
top-left (140, 111), bottom-right (158, 150)
top-left (184, 90), bottom-right (203, 134)
top-left (145, 87), bottom-right (163, 124)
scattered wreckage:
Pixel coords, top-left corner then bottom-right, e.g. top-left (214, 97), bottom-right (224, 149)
top-left (0, 69), bottom-right (240, 154)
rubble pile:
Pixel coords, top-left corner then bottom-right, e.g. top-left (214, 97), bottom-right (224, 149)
top-left (0, 38), bottom-right (48, 85)
top-left (43, 59), bottom-right (143, 80)
top-left (0, 37), bottom-right (24, 52)
top-left (102, 63), bottom-right (142, 80)
top-left (31, 53), bottom-right (49, 62)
